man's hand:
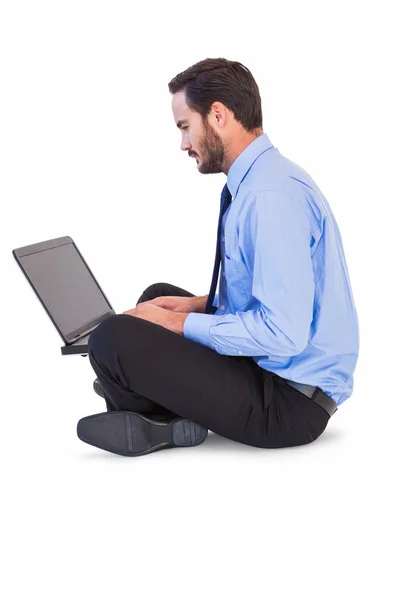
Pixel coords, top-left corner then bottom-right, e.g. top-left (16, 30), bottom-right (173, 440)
top-left (122, 303), bottom-right (189, 336)
top-left (139, 295), bottom-right (207, 314)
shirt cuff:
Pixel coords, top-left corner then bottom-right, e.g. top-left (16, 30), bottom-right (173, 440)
top-left (183, 312), bottom-right (216, 350)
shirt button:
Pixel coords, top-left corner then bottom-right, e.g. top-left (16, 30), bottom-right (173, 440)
top-left (220, 305), bottom-right (225, 310)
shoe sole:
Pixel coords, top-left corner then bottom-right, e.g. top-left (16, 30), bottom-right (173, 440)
top-left (77, 411), bottom-right (208, 457)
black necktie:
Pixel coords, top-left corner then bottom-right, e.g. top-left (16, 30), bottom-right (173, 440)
top-left (205, 183), bottom-right (232, 314)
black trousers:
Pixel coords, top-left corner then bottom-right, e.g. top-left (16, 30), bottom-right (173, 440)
top-left (87, 282), bottom-right (331, 449)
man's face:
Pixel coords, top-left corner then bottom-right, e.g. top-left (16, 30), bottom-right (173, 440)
top-left (172, 91), bottom-right (225, 174)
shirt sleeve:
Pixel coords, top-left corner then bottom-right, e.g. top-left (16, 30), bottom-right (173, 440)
top-left (183, 190), bottom-right (315, 357)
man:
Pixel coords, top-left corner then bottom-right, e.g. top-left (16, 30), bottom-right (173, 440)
top-left (77, 57), bottom-right (359, 457)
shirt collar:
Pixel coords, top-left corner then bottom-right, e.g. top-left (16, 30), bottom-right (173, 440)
top-left (226, 132), bottom-right (274, 199)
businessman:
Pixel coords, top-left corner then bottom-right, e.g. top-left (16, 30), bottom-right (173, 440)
top-left (77, 57), bottom-right (359, 457)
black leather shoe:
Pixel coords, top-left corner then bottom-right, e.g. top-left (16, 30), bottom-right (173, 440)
top-left (93, 378), bottom-right (180, 416)
top-left (93, 378), bottom-right (106, 399)
top-left (77, 411), bottom-right (208, 456)
top-left (92, 378), bottom-right (116, 412)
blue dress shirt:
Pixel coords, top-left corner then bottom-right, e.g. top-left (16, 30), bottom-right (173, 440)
top-left (183, 133), bottom-right (359, 405)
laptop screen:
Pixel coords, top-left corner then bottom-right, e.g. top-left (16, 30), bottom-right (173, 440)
top-left (14, 237), bottom-right (113, 341)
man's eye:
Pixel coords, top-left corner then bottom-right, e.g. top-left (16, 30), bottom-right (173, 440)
top-left (182, 126), bottom-right (188, 131)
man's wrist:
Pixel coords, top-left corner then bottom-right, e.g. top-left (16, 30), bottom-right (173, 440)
top-left (192, 295), bottom-right (208, 313)
top-left (170, 312), bottom-right (190, 336)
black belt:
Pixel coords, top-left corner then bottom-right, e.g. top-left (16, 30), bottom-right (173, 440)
top-left (283, 379), bottom-right (338, 417)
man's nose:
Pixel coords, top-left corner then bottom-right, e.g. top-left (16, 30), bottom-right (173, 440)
top-left (181, 138), bottom-right (191, 152)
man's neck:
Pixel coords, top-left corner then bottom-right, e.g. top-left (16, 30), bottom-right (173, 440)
top-left (223, 129), bottom-right (264, 175)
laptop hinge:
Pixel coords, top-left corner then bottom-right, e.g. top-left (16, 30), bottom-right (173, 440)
top-left (69, 325), bottom-right (96, 344)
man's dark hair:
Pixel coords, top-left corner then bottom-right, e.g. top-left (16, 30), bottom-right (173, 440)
top-left (168, 57), bottom-right (263, 133)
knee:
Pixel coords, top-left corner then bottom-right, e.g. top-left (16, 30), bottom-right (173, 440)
top-left (88, 314), bottom-right (130, 357)
top-left (143, 282), bottom-right (170, 295)
top-left (137, 282), bottom-right (169, 304)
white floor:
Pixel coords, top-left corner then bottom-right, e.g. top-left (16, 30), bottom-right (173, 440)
top-left (2, 346), bottom-right (398, 600)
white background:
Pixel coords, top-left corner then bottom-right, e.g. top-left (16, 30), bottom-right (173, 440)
top-left (1, 1), bottom-right (399, 598)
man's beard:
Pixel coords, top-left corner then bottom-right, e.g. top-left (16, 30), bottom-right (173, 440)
top-left (196, 120), bottom-right (226, 174)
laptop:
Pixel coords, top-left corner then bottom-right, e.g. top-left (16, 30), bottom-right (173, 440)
top-left (12, 235), bottom-right (116, 356)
